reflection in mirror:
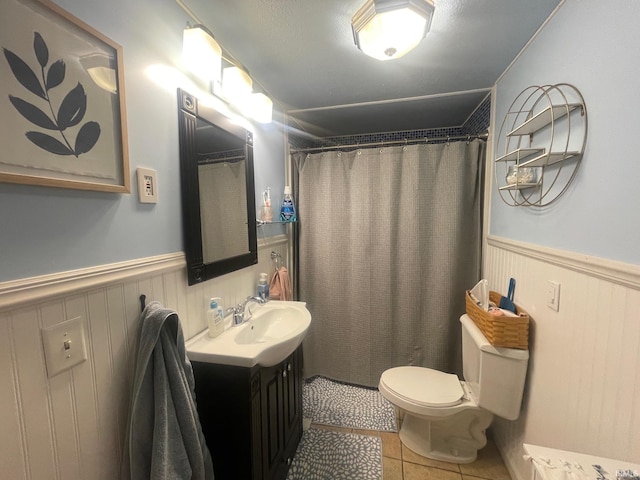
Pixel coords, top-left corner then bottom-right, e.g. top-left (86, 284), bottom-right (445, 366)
top-left (178, 89), bottom-right (257, 285)
top-left (196, 118), bottom-right (249, 263)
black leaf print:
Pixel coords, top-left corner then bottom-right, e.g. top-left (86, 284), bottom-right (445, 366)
top-left (3, 48), bottom-right (46, 100)
top-left (58, 83), bottom-right (87, 129)
top-left (3, 32), bottom-right (101, 158)
top-left (46, 60), bottom-right (65, 90)
top-left (74, 121), bottom-right (101, 156)
top-left (26, 131), bottom-right (75, 156)
top-left (33, 32), bottom-right (48, 67)
top-left (8, 95), bottom-right (57, 130)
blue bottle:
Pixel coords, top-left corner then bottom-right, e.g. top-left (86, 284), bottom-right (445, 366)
top-left (280, 186), bottom-right (296, 222)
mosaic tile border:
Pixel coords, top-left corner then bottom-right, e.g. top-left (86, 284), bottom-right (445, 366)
top-left (288, 94), bottom-right (490, 151)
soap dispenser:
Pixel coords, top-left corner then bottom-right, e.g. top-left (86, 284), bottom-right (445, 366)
top-left (257, 272), bottom-right (269, 300)
top-left (207, 297), bottom-right (224, 338)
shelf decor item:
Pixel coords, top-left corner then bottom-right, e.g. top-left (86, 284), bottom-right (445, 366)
top-left (495, 83), bottom-right (587, 207)
top-left (0, 0), bottom-right (129, 193)
top-left (505, 165), bottom-right (536, 185)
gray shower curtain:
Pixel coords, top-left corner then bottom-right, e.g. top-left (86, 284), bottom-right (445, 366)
top-left (295, 140), bottom-right (484, 387)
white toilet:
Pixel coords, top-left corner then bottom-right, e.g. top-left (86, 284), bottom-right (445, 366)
top-left (379, 314), bottom-right (529, 464)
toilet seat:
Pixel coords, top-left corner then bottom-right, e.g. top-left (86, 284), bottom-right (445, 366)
top-left (380, 366), bottom-right (464, 408)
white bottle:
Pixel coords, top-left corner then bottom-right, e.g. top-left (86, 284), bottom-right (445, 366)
top-left (207, 297), bottom-right (224, 338)
top-left (257, 272), bottom-right (269, 300)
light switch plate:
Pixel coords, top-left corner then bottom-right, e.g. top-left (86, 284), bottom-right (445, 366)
top-left (137, 167), bottom-right (158, 203)
top-left (41, 316), bottom-right (88, 378)
top-left (546, 280), bottom-right (561, 312)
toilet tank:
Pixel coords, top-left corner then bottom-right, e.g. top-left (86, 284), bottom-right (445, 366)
top-left (460, 314), bottom-right (529, 420)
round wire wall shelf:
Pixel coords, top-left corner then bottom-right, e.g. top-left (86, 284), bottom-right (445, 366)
top-left (495, 83), bottom-right (588, 207)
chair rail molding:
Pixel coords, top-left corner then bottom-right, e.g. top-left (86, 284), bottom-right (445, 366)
top-left (0, 234), bottom-right (289, 313)
top-left (487, 235), bottom-right (640, 289)
top-left (0, 253), bottom-right (186, 312)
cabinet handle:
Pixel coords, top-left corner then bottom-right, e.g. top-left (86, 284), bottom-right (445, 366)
top-left (282, 369), bottom-right (288, 378)
top-left (286, 457), bottom-right (292, 466)
top-left (287, 362), bottom-right (292, 371)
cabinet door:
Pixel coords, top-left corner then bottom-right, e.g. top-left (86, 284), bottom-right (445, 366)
top-left (282, 347), bottom-right (302, 458)
top-left (192, 361), bottom-right (258, 480)
top-left (261, 362), bottom-right (284, 479)
top-left (250, 373), bottom-right (263, 480)
top-left (260, 348), bottom-right (304, 480)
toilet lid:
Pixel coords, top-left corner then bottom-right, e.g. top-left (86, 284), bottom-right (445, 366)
top-left (381, 366), bottom-right (464, 407)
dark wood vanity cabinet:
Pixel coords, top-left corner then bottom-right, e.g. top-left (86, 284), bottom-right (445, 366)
top-left (191, 346), bottom-right (303, 480)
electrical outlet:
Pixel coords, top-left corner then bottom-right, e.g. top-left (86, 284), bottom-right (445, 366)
top-left (137, 167), bottom-right (158, 204)
top-left (41, 316), bottom-right (88, 378)
top-left (546, 280), bottom-right (561, 312)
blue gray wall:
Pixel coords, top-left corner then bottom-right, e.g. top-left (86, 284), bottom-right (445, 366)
top-left (5, 0), bottom-right (636, 283)
top-left (491, 0), bottom-right (640, 265)
top-left (0, 0), bottom-right (285, 282)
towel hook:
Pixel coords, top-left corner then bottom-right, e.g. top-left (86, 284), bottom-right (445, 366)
top-left (271, 251), bottom-right (282, 269)
top-left (139, 294), bottom-right (146, 313)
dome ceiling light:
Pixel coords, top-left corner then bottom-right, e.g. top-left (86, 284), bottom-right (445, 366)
top-left (351, 0), bottom-right (435, 61)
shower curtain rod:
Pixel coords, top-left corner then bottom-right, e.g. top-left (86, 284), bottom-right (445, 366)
top-left (290, 132), bottom-right (488, 154)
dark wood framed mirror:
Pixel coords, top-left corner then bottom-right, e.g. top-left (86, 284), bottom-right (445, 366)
top-left (177, 89), bottom-right (257, 285)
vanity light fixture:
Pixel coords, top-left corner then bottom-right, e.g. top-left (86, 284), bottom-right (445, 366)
top-left (351, 0), bottom-right (435, 61)
top-left (249, 92), bottom-right (273, 124)
top-left (222, 66), bottom-right (253, 105)
top-left (182, 25), bottom-right (274, 123)
top-left (182, 24), bottom-right (222, 89)
top-left (222, 67), bottom-right (274, 123)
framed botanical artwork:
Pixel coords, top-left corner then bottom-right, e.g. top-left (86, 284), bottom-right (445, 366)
top-left (0, 0), bottom-right (130, 193)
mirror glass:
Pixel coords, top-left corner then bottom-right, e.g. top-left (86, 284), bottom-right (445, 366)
top-left (178, 89), bottom-right (257, 285)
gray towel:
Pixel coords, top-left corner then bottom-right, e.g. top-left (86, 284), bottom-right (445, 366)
top-left (122, 301), bottom-right (214, 480)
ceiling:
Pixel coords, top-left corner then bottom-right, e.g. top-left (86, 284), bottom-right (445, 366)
top-left (180, 0), bottom-right (562, 138)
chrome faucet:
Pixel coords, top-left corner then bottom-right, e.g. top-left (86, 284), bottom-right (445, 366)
top-left (231, 295), bottom-right (266, 326)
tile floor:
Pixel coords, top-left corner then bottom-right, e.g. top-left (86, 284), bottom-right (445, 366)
top-left (311, 423), bottom-right (513, 480)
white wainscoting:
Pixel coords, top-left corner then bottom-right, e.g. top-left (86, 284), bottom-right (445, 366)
top-left (485, 235), bottom-right (640, 480)
top-left (0, 235), bottom-right (288, 480)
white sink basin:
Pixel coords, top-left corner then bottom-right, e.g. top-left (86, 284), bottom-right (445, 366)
top-left (186, 301), bottom-right (311, 367)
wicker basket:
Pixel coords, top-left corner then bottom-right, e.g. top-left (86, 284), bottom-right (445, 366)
top-left (465, 290), bottom-right (529, 350)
